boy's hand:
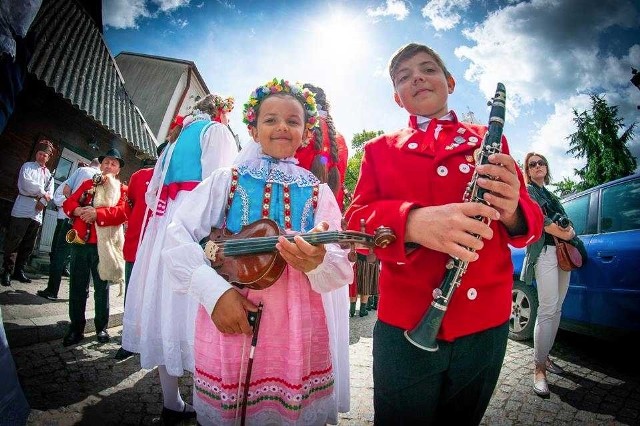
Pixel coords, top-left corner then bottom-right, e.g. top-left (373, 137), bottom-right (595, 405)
top-left (405, 202), bottom-right (499, 262)
top-left (276, 221), bottom-right (328, 273)
top-left (210, 289), bottom-right (258, 335)
top-left (475, 153), bottom-right (521, 228)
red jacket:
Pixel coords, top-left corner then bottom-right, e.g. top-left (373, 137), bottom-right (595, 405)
top-left (63, 177), bottom-right (128, 245)
top-left (345, 113), bottom-right (543, 341)
top-left (295, 117), bottom-right (348, 210)
top-left (123, 168), bottom-right (154, 262)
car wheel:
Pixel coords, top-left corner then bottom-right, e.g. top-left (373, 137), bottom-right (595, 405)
top-left (509, 280), bottom-right (538, 341)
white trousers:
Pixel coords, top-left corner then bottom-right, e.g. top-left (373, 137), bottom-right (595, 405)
top-left (533, 245), bottom-right (570, 365)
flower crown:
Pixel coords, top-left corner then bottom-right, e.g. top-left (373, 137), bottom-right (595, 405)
top-left (214, 95), bottom-right (235, 113)
top-left (243, 78), bottom-right (319, 130)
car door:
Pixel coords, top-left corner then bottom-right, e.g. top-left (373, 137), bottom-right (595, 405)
top-left (558, 192), bottom-right (593, 331)
top-left (562, 176), bottom-right (640, 335)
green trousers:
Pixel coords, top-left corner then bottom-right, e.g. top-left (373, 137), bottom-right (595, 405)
top-left (67, 244), bottom-right (109, 334)
top-left (373, 319), bottom-right (508, 425)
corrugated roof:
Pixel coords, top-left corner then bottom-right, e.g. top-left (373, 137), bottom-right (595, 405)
top-left (27, 0), bottom-right (158, 158)
top-left (115, 54), bottom-right (187, 138)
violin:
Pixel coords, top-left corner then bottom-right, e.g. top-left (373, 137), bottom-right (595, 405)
top-left (200, 218), bottom-right (395, 290)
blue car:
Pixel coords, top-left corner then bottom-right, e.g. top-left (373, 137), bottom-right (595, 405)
top-left (509, 172), bottom-right (640, 341)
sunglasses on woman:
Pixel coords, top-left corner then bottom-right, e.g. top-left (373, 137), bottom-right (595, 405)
top-left (528, 160), bottom-right (547, 168)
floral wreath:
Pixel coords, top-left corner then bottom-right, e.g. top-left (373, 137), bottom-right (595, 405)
top-left (242, 78), bottom-right (319, 130)
top-left (214, 95), bottom-right (235, 113)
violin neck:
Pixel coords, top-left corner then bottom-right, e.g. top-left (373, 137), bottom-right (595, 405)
top-left (223, 231), bottom-right (341, 256)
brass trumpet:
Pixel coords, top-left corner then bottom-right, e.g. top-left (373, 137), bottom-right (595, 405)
top-left (65, 228), bottom-right (85, 245)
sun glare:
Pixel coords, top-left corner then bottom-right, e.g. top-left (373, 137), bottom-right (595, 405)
top-left (311, 11), bottom-right (369, 66)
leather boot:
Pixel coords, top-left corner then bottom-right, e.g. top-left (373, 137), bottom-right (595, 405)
top-left (359, 302), bottom-right (369, 317)
top-left (349, 302), bottom-right (356, 318)
top-left (11, 270), bottom-right (31, 283)
top-left (1, 272), bottom-right (10, 286)
top-left (371, 295), bottom-right (378, 310)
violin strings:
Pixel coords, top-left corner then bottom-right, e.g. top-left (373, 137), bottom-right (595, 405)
top-left (203, 231), bottom-right (373, 256)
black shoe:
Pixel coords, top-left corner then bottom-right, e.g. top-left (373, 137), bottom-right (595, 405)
top-left (62, 268), bottom-right (70, 277)
top-left (96, 330), bottom-right (110, 343)
top-left (161, 404), bottom-right (197, 425)
top-left (359, 307), bottom-right (369, 317)
top-left (114, 347), bottom-right (134, 360)
top-left (37, 290), bottom-right (58, 301)
top-left (63, 331), bottom-right (84, 347)
top-left (11, 270), bottom-right (31, 283)
top-left (1, 272), bottom-right (10, 287)
top-left (349, 302), bottom-right (356, 318)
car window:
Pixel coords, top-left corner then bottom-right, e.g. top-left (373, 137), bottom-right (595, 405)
top-left (563, 195), bottom-right (590, 235)
top-left (600, 178), bottom-right (640, 233)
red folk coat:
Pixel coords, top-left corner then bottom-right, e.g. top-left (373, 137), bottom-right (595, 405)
top-left (345, 113), bottom-right (543, 342)
top-left (123, 168), bottom-right (154, 263)
top-left (63, 178), bottom-right (128, 245)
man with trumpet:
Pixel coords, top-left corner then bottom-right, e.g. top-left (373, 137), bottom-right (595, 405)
top-left (61, 148), bottom-right (128, 347)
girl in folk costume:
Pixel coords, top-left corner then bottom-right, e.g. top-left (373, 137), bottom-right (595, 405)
top-left (162, 79), bottom-right (353, 425)
top-left (294, 84), bottom-right (349, 211)
top-left (122, 94), bottom-right (238, 423)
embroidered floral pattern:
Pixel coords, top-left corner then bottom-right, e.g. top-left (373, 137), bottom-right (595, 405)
top-left (194, 367), bottom-right (334, 413)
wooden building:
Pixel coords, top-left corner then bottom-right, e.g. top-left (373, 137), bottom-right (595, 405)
top-left (115, 52), bottom-right (210, 145)
top-left (0, 0), bottom-right (157, 254)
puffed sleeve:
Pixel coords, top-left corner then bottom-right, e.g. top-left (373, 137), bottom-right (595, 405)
top-left (200, 123), bottom-right (239, 178)
top-left (52, 180), bottom-right (66, 208)
top-left (162, 168), bottom-right (234, 315)
top-left (306, 184), bottom-right (353, 293)
top-left (17, 163), bottom-right (45, 197)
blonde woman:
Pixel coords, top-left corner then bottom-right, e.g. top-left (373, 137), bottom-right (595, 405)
top-left (521, 152), bottom-right (576, 397)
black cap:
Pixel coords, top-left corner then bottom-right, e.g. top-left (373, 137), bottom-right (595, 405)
top-left (99, 148), bottom-right (125, 168)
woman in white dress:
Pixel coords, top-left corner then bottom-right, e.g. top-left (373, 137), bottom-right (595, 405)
top-left (122, 94), bottom-right (238, 423)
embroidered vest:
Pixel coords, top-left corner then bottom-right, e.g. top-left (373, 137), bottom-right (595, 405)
top-left (226, 168), bottom-right (319, 234)
top-left (162, 120), bottom-right (214, 184)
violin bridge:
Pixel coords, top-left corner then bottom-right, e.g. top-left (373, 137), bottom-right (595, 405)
top-left (203, 240), bottom-right (220, 262)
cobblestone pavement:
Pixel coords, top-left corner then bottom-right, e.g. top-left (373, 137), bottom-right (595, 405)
top-left (9, 316), bottom-right (640, 425)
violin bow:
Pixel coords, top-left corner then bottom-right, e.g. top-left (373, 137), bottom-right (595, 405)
top-left (240, 302), bottom-right (263, 426)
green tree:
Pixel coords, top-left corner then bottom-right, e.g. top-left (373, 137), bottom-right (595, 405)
top-left (567, 94), bottom-right (636, 191)
top-left (550, 176), bottom-right (580, 198)
top-left (344, 129), bottom-right (384, 208)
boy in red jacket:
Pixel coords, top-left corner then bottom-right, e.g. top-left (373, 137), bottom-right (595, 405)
top-left (344, 43), bottom-right (543, 424)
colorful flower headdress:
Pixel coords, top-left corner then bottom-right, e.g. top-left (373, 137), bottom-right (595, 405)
top-left (242, 78), bottom-right (319, 130)
top-left (214, 95), bottom-right (235, 113)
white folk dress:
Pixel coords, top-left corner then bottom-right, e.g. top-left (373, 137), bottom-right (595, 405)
top-left (122, 114), bottom-right (238, 375)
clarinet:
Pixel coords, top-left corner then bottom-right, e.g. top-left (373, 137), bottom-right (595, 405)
top-left (404, 83), bottom-right (506, 351)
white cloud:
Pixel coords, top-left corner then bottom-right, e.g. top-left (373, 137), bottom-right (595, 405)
top-left (421, 0), bottom-right (471, 31)
top-left (170, 17), bottom-right (189, 28)
top-left (366, 0), bottom-right (410, 21)
top-left (450, 0), bottom-right (640, 179)
top-left (103, 0), bottom-right (191, 29)
top-left (527, 95), bottom-right (591, 182)
top-left (103, 0), bottom-right (150, 29)
top-left (454, 0), bottom-right (638, 114)
top-left (153, 0), bottom-right (190, 12)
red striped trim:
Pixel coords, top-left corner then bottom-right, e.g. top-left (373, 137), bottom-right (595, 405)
top-left (195, 365), bottom-right (333, 390)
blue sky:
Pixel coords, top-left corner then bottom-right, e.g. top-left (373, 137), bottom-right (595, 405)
top-left (103, 0), bottom-right (640, 183)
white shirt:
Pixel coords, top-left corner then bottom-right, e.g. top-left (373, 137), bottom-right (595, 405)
top-left (66, 165), bottom-right (100, 193)
top-left (11, 161), bottom-right (54, 223)
top-left (52, 180), bottom-right (68, 220)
